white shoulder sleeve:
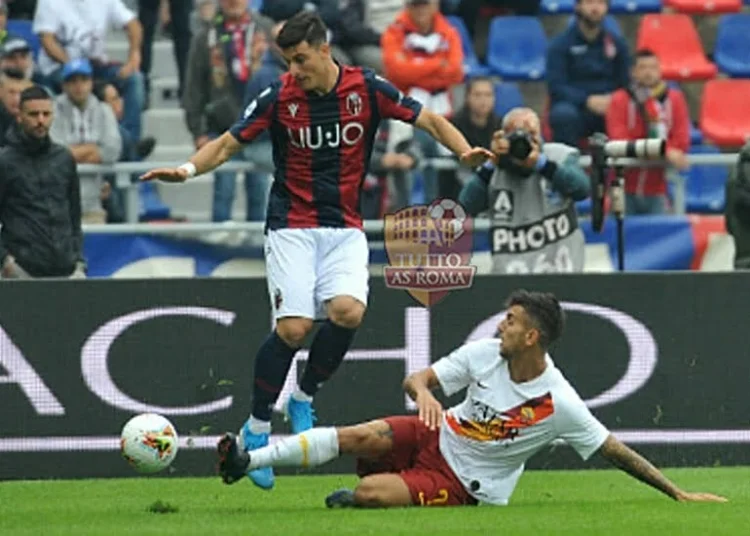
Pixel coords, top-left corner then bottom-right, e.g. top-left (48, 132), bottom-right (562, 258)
top-left (432, 339), bottom-right (499, 397)
top-left (555, 390), bottom-right (610, 461)
top-left (542, 142), bottom-right (580, 165)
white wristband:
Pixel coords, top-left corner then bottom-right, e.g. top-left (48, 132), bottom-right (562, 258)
top-left (178, 162), bottom-right (197, 178)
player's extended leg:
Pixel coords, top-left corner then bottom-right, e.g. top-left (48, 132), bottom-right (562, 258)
top-left (287, 296), bottom-right (365, 432)
top-left (219, 420), bottom-right (395, 486)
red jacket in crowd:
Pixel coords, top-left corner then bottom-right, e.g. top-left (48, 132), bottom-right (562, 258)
top-left (605, 85), bottom-right (691, 196)
top-left (381, 10), bottom-right (464, 95)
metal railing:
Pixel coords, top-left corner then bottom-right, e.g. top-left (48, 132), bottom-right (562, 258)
top-left (80, 152), bottom-right (739, 224)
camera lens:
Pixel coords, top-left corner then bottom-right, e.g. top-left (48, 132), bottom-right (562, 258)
top-left (509, 137), bottom-right (532, 160)
top-left (506, 130), bottom-right (533, 160)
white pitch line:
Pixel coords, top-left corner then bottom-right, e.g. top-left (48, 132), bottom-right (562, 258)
top-left (1, 430), bottom-right (749, 453)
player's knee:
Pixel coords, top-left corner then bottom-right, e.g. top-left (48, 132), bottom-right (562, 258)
top-left (328, 298), bottom-right (365, 329)
top-left (275, 318), bottom-right (313, 347)
top-left (353, 477), bottom-right (390, 507)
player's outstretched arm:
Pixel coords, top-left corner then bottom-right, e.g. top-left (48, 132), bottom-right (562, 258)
top-left (598, 435), bottom-right (728, 503)
top-left (403, 368), bottom-right (443, 431)
top-left (140, 132), bottom-right (243, 183)
top-left (414, 109), bottom-right (495, 168)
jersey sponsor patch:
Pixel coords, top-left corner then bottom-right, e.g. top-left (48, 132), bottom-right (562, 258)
top-left (445, 392), bottom-right (554, 442)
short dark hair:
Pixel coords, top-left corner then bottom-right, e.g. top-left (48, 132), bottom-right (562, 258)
top-left (505, 290), bottom-right (565, 349)
top-left (276, 11), bottom-right (328, 49)
top-left (633, 48), bottom-right (658, 64)
top-left (20, 85), bottom-right (52, 106)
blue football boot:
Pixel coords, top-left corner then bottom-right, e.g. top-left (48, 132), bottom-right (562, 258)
top-left (239, 422), bottom-right (275, 490)
top-left (285, 397), bottom-right (317, 434)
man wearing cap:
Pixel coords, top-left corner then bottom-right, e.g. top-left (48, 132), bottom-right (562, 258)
top-left (32, 0), bottom-right (144, 144)
top-left (49, 58), bottom-right (121, 224)
top-left (0, 36), bottom-right (46, 86)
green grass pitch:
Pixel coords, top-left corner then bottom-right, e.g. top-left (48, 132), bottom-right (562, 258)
top-left (1, 468), bottom-right (748, 535)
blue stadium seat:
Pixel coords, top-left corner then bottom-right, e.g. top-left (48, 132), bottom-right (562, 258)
top-left (446, 16), bottom-right (490, 78)
top-left (690, 124), bottom-right (704, 145)
top-left (541, 0), bottom-right (576, 13)
top-left (681, 145), bottom-right (728, 213)
top-left (494, 82), bottom-right (524, 119)
top-left (567, 15), bottom-right (623, 37)
top-left (715, 14), bottom-right (750, 78)
top-left (486, 17), bottom-right (547, 81)
top-left (138, 182), bottom-right (171, 221)
top-left (609, 0), bottom-right (663, 13)
top-left (6, 20), bottom-right (42, 61)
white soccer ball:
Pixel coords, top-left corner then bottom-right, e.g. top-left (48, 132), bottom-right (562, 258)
top-left (429, 198), bottom-right (467, 240)
top-left (120, 413), bottom-right (179, 474)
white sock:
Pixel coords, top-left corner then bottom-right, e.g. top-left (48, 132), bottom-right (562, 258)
top-left (247, 416), bottom-right (271, 435)
top-left (291, 390), bottom-right (313, 403)
top-left (248, 427), bottom-right (339, 470)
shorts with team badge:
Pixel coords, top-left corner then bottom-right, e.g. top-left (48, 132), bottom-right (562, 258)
top-left (264, 228), bottom-right (369, 320)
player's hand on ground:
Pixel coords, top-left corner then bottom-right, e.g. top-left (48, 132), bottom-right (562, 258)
top-left (460, 147), bottom-right (496, 168)
top-left (675, 490), bottom-right (728, 503)
top-left (139, 167), bottom-right (190, 183)
top-left (416, 391), bottom-right (444, 431)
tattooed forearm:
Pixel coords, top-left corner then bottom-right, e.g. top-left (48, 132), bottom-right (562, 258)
top-left (598, 435), bottom-right (680, 500)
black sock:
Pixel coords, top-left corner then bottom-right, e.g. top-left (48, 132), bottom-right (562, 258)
top-left (299, 320), bottom-right (356, 397)
top-left (251, 331), bottom-right (298, 421)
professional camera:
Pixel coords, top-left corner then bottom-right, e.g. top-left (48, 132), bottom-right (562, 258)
top-left (588, 134), bottom-right (667, 271)
top-left (505, 129), bottom-right (534, 160)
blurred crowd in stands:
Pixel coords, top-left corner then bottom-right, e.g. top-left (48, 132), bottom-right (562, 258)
top-left (0, 0), bottom-right (746, 225)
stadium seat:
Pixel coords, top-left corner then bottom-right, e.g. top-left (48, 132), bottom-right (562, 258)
top-left (699, 79), bottom-right (750, 147)
top-left (138, 182), bottom-right (171, 221)
top-left (494, 82), bottom-right (524, 119)
top-left (446, 16), bottom-right (490, 78)
top-left (690, 124), bottom-right (704, 145)
top-left (663, 0), bottom-right (741, 13)
top-left (541, 0), bottom-right (575, 13)
top-left (567, 15), bottom-right (623, 37)
top-left (6, 20), bottom-right (42, 61)
top-left (486, 17), bottom-right (547, 81)
top-left (636, 15), bottom-right (717, 81)
top-left (680, 145), bottom-right (728, 213)
top-left (609, 0), bottom-right (663, 13)
top-left (715, 14), bottom-right (750, 78)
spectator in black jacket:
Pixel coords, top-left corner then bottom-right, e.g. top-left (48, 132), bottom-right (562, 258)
top-left (261, 0), bottom-right (339, 29)
top-left (334, 0), bottom-right (382, 71)
top-left (0, 85), bottom-right (85, 279)
top-left (0, 68), bottom-right (31, 146)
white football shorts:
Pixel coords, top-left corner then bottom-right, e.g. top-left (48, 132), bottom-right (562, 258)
top-left (264, 228), bottom-right (369, 320)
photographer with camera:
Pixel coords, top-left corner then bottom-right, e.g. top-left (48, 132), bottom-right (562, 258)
top-left (605, 50), bottom-right (690, 215)
top-left (458, 108), bottom-right (591, 274)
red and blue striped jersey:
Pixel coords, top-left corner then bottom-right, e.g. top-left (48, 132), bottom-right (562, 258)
top-left (229, 65), bottom-right (423, 230)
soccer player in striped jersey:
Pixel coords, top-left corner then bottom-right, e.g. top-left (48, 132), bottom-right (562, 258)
top-left (141, 10), bottom-right (494, 491)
